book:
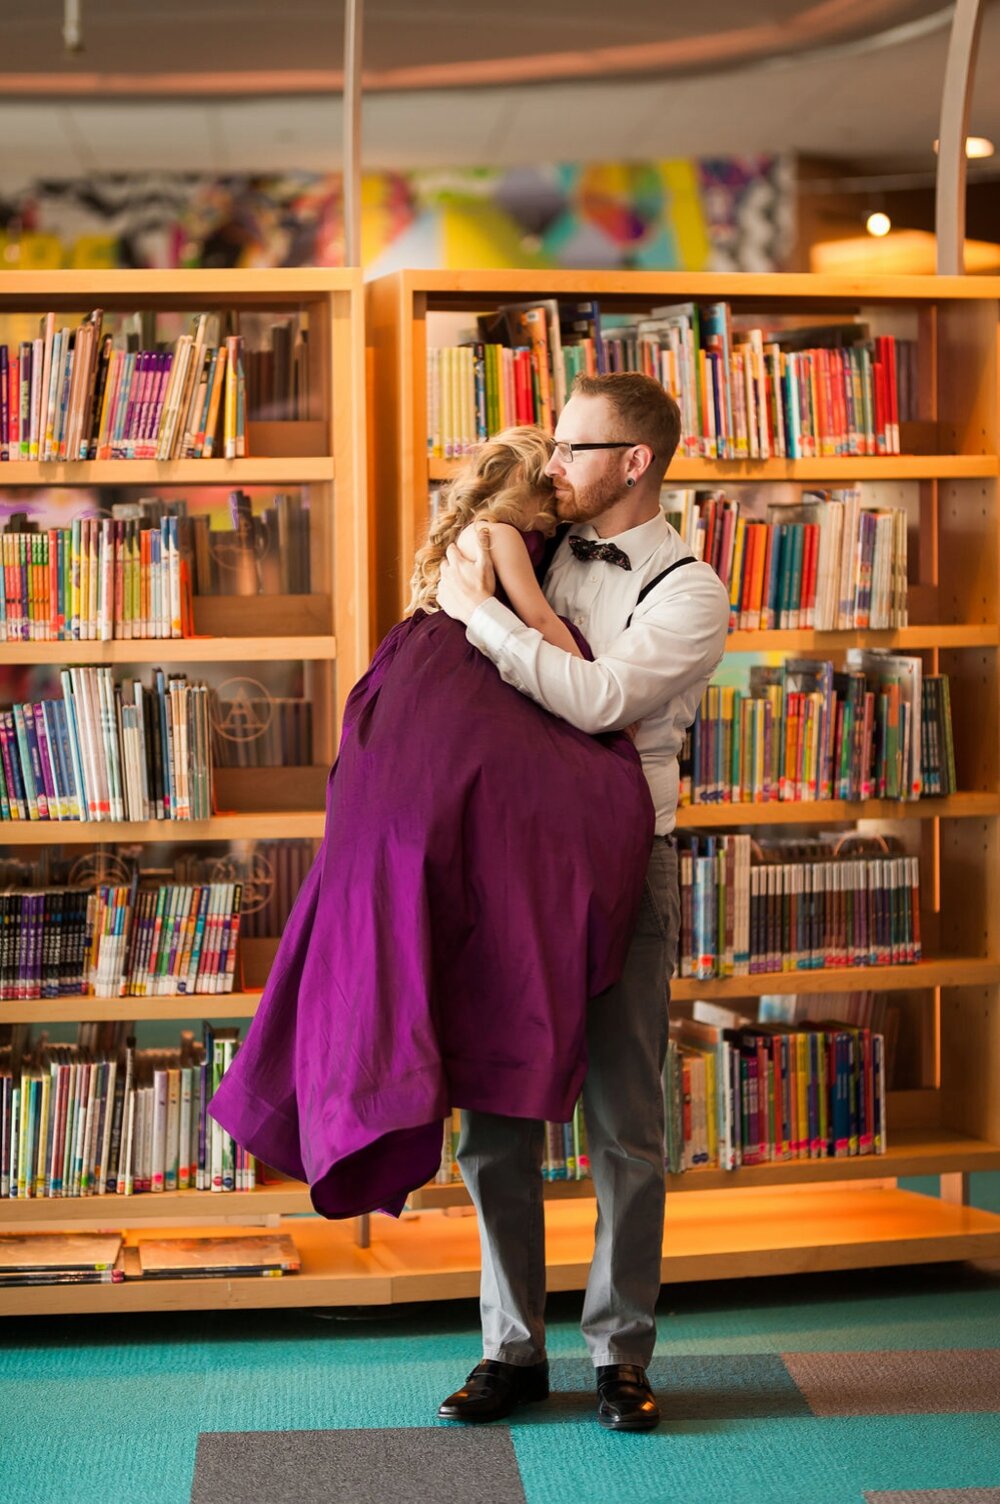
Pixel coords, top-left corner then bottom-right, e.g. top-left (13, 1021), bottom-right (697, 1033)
top-left (131, 1234), bottom-right (300, 1279)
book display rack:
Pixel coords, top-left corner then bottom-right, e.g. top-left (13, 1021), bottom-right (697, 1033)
top-left (4, 267), bottom-right (1000, 1317)
top-left (0, 270), bottom-right (367, 1314)
top-left (363, 270), bottom-right (1000, 1296)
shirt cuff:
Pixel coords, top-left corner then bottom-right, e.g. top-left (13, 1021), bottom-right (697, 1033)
top-left (465, 596), bottom-right (525, 659)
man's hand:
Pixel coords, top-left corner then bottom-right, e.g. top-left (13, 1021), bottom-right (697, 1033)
top-left (436, 536), bottom-right (495, 625)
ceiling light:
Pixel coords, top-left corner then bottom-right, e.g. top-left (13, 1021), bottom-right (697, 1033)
top-left (932, 136), bottom-right (995, 157)
top-left (866, 212), bottom-right (892, 237)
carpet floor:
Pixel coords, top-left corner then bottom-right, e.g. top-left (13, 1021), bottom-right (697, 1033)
top-left (3, 1258), bottom-right (1000, 1503)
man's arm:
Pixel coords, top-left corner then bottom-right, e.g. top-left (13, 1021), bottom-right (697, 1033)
top-left (439, 544), bottom-right (731, 735)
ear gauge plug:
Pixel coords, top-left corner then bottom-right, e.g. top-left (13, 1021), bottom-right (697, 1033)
top-left (626, 476), bottom-right (636, 488)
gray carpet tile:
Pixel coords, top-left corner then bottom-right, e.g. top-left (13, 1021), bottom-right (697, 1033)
top-left (191, 1426), bottom-right (527, 1504)
top-left (783, 1350), bottom-right (1000, 1416)
top-left (865, 1492), bottom-right (1000, 1503)
top-left (548, 1354), bottom-right (812, 1420)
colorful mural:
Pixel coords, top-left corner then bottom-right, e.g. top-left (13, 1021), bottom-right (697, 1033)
top-left (0, 157), bottom-right (793, 274)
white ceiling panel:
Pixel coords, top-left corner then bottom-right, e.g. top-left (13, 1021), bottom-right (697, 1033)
top-left (0, 3), bottom-right (998, 181)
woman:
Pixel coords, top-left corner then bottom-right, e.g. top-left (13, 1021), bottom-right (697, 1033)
top-left (209, 427), bottom-right (654, 1218)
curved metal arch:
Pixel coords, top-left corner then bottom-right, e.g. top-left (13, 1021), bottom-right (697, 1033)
top-left (343, 0), bottom-right (365, 269)
top-left (936, 0), bottom-right (984, 275)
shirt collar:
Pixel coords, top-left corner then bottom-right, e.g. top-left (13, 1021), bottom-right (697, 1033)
top-left (570, 511), bottom-right (671, 572)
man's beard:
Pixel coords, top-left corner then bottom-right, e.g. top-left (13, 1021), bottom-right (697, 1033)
top-left (554, 469), bottom-right (623, 523)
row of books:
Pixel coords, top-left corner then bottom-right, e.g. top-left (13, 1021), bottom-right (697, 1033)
top-left (427, 299), bottom-right (603, 454)
top-left (665, 1008), bottom-right (887, 1171)
top-left (1, 491), bottom-right (313, 607)
top-left (0, 843), bottom-right (307, 945)
top-left (0, 1231), bottom-right (301, 1285)
top-left (426, 298), bottom-right (916, 459)
top-left (662, 489), bottom-right (909, 632)
top-left (678, 835), bottom-right (921, 979)
top-left (0, 881), bottom-right (243, 1001)
top-left (0, 516), bottom-right (189, 642)
top-left (630, 305), bottom-right (911, 459)
top-left (757, 990), bottom-right (901, 1085)
top-left (0, 668), bottom-right (213, 824)
top-left (1, 1026), bottom-right (249, 1200)
top-left (91, 881), bottom-right (243, 999)
top-left (680, 658), bottom-right (954, 805)
top-left (435, 1099), bottom-right (593, 1186)
top-left (0, 312), bottom-right (248, 462)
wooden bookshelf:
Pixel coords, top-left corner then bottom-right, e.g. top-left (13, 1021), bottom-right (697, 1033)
top-left (364, 268), bottom-right (1000, 1290)
top-left (0, 270), bottom-right (368, 1312)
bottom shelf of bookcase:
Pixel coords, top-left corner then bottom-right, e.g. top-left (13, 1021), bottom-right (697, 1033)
top-left (4, 1184), bottom-right (1000, 1316)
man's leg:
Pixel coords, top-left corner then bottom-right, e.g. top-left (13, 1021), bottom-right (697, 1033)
top-left (580, 835), bottom-right (679, 1368)
top-left (457, 1109), bottom-right (547, 1364)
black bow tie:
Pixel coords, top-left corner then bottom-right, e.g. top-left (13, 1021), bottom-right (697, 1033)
top-left (568, 536), bottom-right (632, 570)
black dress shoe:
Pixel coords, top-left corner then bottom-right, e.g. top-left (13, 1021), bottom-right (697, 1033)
top-left (438, 1358), bottom-right (549, 1423)
top-left (595, 1364), bottom-right (660, 1431)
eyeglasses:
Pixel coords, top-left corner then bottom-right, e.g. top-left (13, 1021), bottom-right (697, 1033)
top-left (551, 441), bottom-right (652, 466)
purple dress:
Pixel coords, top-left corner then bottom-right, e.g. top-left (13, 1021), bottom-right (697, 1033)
top-left (209, 532), bottom-right (655, 1218)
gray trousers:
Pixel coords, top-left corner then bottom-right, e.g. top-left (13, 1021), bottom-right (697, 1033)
top-left (457, 835), bottom-right (679, 1369)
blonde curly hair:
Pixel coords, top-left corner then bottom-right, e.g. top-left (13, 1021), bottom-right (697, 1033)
top-left (407, 426), bottom-right (558, 615)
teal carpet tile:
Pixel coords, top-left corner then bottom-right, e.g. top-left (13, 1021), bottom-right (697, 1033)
top-left (2, 1266), bottom-right (1000, 1504)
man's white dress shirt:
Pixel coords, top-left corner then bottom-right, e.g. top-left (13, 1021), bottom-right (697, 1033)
top-left (466, 511), bottom-right (731, 835)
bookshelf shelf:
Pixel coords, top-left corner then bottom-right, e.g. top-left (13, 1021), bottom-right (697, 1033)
top-left (0, 459), bottom-right (335, 486)
top-left (5, 951), bottom-right (994, 1029)
top-left (409, 1126), bottom-right (1000, 1206)
top-left (0, 1173), bottom-right (303, 1221)
top-left (427, 456), bottom-right (997, 484)
top-left (724, 625), bottom-right (998, 652)
top-left (0, 813), bottom-right (326, 844)
top-left (4, 1185), bottom-right (1000, 1315)
top-left (670, 957), bottom-right (1000, 999)
top-left (0, 993), bottom-right (263, 1025)
top-left (0, 636), bottom-right (339, 665)
top-left (0, 1178), bottom-right (307, 1225)
top-left (675, 792), bottom-right (1000, 826)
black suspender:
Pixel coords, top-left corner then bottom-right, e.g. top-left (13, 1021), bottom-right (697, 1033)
top-left (625, 555), bottom-right (697, 629)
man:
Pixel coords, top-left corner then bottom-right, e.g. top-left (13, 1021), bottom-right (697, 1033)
top-left (435, 372), bottom-right (730, 1431)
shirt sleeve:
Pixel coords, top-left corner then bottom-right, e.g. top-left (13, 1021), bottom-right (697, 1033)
top-left (465, 563), bottom-right (731, 735)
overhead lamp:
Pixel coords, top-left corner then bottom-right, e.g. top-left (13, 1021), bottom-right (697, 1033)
top-left (866, 212), bottom-right (892, 237)
top-left (932, 136), bottom-right (995, 158)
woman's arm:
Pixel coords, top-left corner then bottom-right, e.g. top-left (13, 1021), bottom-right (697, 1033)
top-left (474, 523), bottom-right (583, 658)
